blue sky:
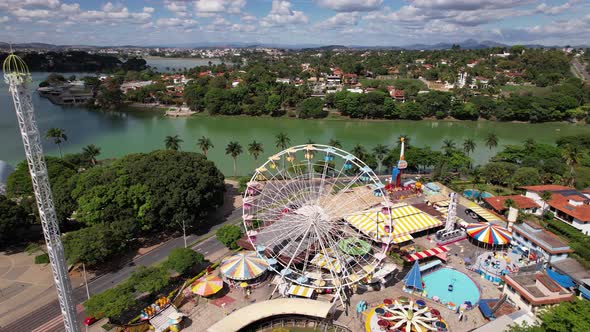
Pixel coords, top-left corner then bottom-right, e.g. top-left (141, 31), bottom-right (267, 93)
top-left (0, 1), bottom-right (588, 46)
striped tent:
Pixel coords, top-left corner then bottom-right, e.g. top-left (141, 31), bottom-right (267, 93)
top-left (219, 251), bottom-right (269, 281)
top-left (191, 275), bottom-right (223, 296)
top-left (288, 285), bottom-right (314, 298)
top-left (465, 201), bottom-right (503, 223)
top-left (346, 206), bottom-right (442, 241)
top-left (466, 223), bottom-right (512, 245)
top-left (310, 252), bottom-right (343, 273)
top-left (406, 246), bottom-right (450, 262)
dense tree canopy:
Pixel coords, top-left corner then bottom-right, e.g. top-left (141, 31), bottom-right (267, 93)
top-left (216, 224), bottom-right (242, 249)
top-left (164, 248), bottom-right (204, 274)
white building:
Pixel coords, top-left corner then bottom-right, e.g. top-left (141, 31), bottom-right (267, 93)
top-left (503, 272), bottom-right (574, 314)
top-left (511, 221), bottom-right (572, 263)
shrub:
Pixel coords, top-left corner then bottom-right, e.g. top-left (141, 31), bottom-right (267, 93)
top-left (164, 248), bottom-right (204, 274)
top-left (34, 253), bottom-right (49, 264)
top-left (216, 224), bottom-right (243, 249)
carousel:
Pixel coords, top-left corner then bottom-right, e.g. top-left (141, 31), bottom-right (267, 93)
top-left (366, 298), bottom-right (448, 332)
top-left (219, 251), bottom-right (270, 286)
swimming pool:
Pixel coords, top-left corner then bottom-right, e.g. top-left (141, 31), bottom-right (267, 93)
top-left (463, 189), bottom-right (493, 200)
top-left (423, 268), bottom-right (480, 306)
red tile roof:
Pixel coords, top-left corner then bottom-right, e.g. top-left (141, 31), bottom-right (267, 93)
top-left (519, 185), bottom-right (572, 192)
top-left (484, 195), bottom-right (539, 212)
top-left (548, 194), bottom-right (590, 222)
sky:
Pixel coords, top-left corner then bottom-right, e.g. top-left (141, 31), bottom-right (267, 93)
top-left (0, 0), bottom-right (588, 47)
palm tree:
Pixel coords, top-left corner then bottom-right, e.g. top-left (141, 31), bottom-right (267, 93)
top-left (226, 141), bottom-right (243, 176)
top-left (82, 144), bottom-right (101, 165)
top-left (306, 138), bottom-right (315, 144)
top-left (328, 138), bottom-right (342, 148)
top-left (397, 135), bottom-right (410, 148)
top-left (351, 144), bottom-right (367, 160)
top-left (164, 135), bottom-right (183, 151)
top-left (523, 138), bottom-right (536, 151)
top-left (485, 133), bottom-right (498, 150)
top-left (540, 191), bottom-right (552, 219)
top-left (372, 144), bottom-right (389, 174)
top-left (197, 136), bottom-right (213, 157)
top-left (45, 128), bottom-right (67, 158)
top-left (463, 138), bottom-right (476, 156)
top-left (562, 144), bottom-right (583, 187)
top-left (248, 140), bottom-right (264, 162)
top-left (442, 139), bottom-right (456, 156)
top-left (504, 198), bottom-right (516, 211)
top-left (275, 132), bottom-right (291, 151)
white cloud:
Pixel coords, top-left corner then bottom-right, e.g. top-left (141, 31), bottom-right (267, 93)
top-left (155, 17), bottom-right (198, 28)
top-left (260, 0), bottom-right (308, 27)
top-left (536, 0), bottom-right (580, 15)
top-left (143, 7), bottom-right (155, 14)
top-left (316, 0), bottom-right (383, 12)
top-left (241, 14), bottom-right (257, 22)
top-left (24, 0), bottom-right (60, 9)
top-left (60, 3), bottom-right (80, 13)
top-left (409, 0), bottom-right (533, 11)
top-left (317, 12), bottom-right (360, 29)
top-left (194, 0), bottom-right (246, 15)
top-left (0, 16), bottom-right (9, 24)
top-left (231, 23), bottom-right (256, 32)
top-left (13, 8), bottom-right (52, 19)
top-left (165, 1), bottom-right (189, 17)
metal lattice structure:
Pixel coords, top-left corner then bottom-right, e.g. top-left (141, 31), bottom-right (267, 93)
top-left (242, 144), bottom-right (391, 305)
top-left (4, 54), bottom-right (80, 332)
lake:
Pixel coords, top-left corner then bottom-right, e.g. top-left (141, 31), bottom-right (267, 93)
top-left (144, 57), bottom-right (226, 72)
top-left (1, 72), bottom-right (589, 176)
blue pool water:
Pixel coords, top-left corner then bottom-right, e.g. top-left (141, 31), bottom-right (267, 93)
top-left (423, 268), bottom-right (480, 306)
top-left (463, 189), bottom-right (493, 200)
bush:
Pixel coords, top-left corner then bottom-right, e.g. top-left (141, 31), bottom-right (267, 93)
top-left (164, 248), bottom-right (204, 274)
top-left (128, 266), bottom-right (170, 293)
top-left (216, 224), bottom-right (242, 249)
top-left (84, 284), bottom-right (136, 319)
top-left (34, 253), bottom-right (49, 264)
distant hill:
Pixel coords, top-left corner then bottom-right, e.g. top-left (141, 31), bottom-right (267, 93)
top-left (1, 40), bottom-right (587, 51)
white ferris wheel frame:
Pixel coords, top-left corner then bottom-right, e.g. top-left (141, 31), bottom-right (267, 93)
top-left (242, 144), bottom-right (393, 294)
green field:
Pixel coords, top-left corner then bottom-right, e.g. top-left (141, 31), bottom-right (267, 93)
top-left (500, 85), bottom-right (551, 96)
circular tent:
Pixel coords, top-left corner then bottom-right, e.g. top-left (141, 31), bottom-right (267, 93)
top-left (191, 275), bottom-right (224, 297)
top-left (219, 251), bottom-right (269, 282)
top-left (466, 223), bottom-right (512, 245)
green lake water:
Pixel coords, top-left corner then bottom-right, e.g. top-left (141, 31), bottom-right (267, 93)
top-left (1, 72), bottom-right (589, 176)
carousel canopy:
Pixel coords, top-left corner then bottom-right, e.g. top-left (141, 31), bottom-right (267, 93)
top-left (466, 223), bottom-right (512, 245)
top-left (219, 251), bottom-right (269, 281)
top-left (191, 275), bottom-right (223, 296)
top-left (337, 238), bottom-right (372, 256)
top-left (402, 260), bottom-right (423, 291)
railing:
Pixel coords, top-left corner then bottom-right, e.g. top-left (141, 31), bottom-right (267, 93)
top-left (254, 317), bottom-right (351, 332)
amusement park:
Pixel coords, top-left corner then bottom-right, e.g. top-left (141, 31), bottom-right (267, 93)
top-left (2, 51), bottom-right (587, 332)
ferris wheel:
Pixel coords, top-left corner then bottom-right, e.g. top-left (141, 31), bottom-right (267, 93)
top-left (242, 144), bottom-right (392, 294)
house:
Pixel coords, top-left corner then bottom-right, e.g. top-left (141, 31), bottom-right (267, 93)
top-left (422, 64), bottom-right (433, 70)
top-left (326, 75), bottom-right (341, 86)
top-left (415, 59), bottom-right (426, 64)
top-left (511, 220), bottom-right (572, 263)
top-left (520, 185), bottom-right (590, 234)
top-left (120, 80), bottom-right (154, 94)
top-left (491, 51), bottom-right (511, 58)
top-left (467, 60), bottom-right (478, 68)
top-left (342, 73), bottom-right (358, 84)
top-left (276, 78), bottom-right (291, 84)
top-left (472, 76), bottom-right (490, 89)
top-left (484, 195), bottom-right (540, 215)
top-left (502, 272), bottom-right (574, 314)
top-left (231, 80), bottom-right (241, 88)
top-left (332, 67), bottom-right (343, 77)
top-left (386, 86), bottom-right (405, 102)
top-left (548, 258), bottom-right (590, 300)
top-left (346, 87), bottom-right (363, 94)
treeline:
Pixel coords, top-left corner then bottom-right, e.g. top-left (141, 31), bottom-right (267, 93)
top-left (330, 78), bottom-right (589, 121)
top-left (0, 51), bottom-right (147, 72)
top-left (2, 150), bottom-right (225, 266)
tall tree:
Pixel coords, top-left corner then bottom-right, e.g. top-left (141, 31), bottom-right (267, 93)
top-left (275, 132), bottom-right (291, 151)
top-left (351, 144), bottom-right (367, 160)
top-left (463, 138), bottom-right (476, 156)
top-left (248, 140), bottom-right (264, 162)
top-left (164, 135), bottom-right (183, 151)
top-left (485, 133), bottom-right (498, 150)
top-left (442, 139), bottom-right (456, 156)
top-left (226, 141), bottom-right (243, 176)
top-left (523, 138), bottom-right (536, 151)
top-left (197, 136), bottom-right (213, 157)
top-left (82, 144), bottom-right (101, 165)
top-left (562, 144), bottom-right (583, 187)
top-left (372, 144), bottom-right (389, 174)
top-left (540, 191), bottom-right (552, 220)
top-left (45, 128), bottom-right (67, 158)
top-left (328, 138), bottom-right (342, 148)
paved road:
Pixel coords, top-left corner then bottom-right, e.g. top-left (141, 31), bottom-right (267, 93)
top-left (572, 58), bottom-right (590, 81)
top-left (2, 208), bottom-right (243, 332)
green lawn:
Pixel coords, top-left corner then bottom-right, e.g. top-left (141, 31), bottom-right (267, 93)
top-left (500, 85), bottom-right (551, 96)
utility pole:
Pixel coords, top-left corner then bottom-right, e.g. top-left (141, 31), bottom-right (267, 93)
top-left (4, 54), bottom-right (81, 332)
